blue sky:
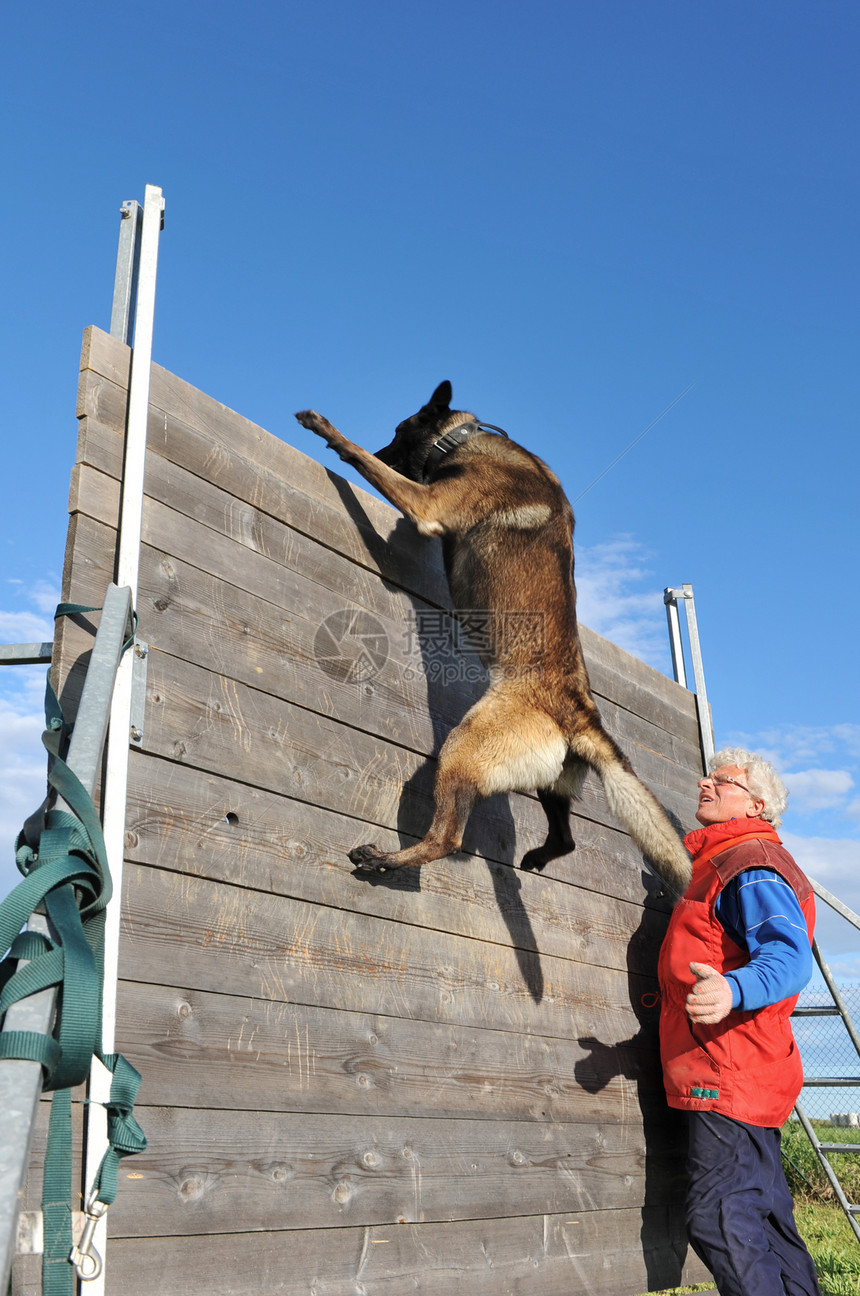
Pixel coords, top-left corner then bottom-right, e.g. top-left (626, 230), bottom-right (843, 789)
top-left (1, 1), bottom-right (858, 970)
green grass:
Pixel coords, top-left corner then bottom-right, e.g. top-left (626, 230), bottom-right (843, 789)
top-left (787, 1118), bottom-right (860, 1296)
top-left (795, 1202), bottom-right (860, 1296)
top-left (637, 1120), bottom-right (860, 1296)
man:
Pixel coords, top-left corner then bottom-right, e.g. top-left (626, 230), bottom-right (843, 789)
top-left (659, 746), bottom-right (821, 1296)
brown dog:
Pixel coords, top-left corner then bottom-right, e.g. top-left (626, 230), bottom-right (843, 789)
top-left (295, 383), bottom-right (691, 893)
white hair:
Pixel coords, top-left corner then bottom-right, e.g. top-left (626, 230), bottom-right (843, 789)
top-left (709, 747), bottom-right (789, 828)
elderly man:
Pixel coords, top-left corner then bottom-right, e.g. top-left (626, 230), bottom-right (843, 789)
top-left (659, 747), bottom-right (821, 1296)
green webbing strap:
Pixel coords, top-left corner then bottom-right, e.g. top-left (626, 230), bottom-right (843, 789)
top-left (41, 1090), bottom-right (73, 1295)
top-left (92, 1054), bottom-right (149, 1205)
top-left (0, 609), bottom-right (147, 1294)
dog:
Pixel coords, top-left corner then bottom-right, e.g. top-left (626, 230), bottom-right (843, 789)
top-left (295, 383), bottom-right (691, 893)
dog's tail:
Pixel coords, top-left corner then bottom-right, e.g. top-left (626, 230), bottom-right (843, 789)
top-left (569, 729), bottom-right (692, 895)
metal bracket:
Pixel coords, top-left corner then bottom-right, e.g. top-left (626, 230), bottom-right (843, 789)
top-left (129, 640), bottom-right (148, 746)
top-left (0, 642), bottom-right (52, 665)
top-left (110, 201), bottom-right (143, 346)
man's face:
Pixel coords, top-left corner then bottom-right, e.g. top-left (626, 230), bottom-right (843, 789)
top-left (695, 764), bottom-right (765, 826)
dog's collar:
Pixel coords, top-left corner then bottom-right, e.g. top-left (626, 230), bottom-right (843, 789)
top-left (421, 421), bottom-right (509, 483)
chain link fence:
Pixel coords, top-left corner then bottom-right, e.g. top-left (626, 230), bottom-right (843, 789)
top-left (794, 983), bottom-right (860, 1122)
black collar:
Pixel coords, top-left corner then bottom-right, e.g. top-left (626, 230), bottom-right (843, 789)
top-left (421, 421), bottom-right (509, 483)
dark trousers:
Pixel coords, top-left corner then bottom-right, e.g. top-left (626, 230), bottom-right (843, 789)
top-left (686, 1111), bottom-right (821, 1296)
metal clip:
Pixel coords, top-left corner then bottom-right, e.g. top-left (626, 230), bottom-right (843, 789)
top-left (69, 1194), bottom-right (108, 1281)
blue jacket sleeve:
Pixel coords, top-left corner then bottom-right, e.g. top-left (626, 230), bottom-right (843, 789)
top-left (715, 868), bottom-right (813, 1011)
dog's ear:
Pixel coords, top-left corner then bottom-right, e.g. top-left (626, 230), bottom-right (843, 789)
top-left (428, 381), bottom-right (452, 410)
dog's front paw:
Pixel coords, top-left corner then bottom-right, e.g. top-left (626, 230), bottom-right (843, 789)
top-left (295, 409), bottom-right (339, 443)
top-left (349, 844), bottom-right (392, 874)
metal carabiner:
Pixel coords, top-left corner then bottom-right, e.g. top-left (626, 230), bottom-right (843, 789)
top-left (69, 1194), bottom-right (108, 1282)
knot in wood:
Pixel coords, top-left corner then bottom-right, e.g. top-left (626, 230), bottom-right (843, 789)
top-left (179, 1173), bottom-right (206, 1202)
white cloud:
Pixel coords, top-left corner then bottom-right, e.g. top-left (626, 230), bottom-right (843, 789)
top-left (782, 832), bottom-right (860, 891)
top-left (575, 535), bottom-right (671, 673)
top-left (783, 768), bottom-right (855, 813)
top-left (0, 580), bottom-right (58, 895)
top-left (0, 700), bottom-right (48, 895)
top-left (722, 724), bottom-right (860, 845)
top-left (732, 724), bottom-right (860, 769)
top-left (781, 831), bottom-right (860, 960)
top-left (0, 609), bottom-right (54, 644)
top-left (28, 581), bottom-right (62, 616)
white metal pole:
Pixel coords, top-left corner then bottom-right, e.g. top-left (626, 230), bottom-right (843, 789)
top-left (83, 184), bottom-right (164, 1296)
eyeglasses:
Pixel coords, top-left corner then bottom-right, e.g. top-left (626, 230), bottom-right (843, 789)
top-left (701, 774), bottom-right (754, 797)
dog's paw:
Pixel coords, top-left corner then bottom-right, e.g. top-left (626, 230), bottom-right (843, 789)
top-left (295, 409), bottom-right (338, 442)
top-left (348, 844), bottom-right (392, 874)
top-left (519, 850), bottom-right (549, 873)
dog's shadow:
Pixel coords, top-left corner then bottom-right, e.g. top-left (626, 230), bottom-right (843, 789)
top-left (327, 475), bottom-right (545, 1003)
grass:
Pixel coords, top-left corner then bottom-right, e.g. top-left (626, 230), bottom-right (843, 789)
top-left (637, 1120), bottom-right (860, 1296)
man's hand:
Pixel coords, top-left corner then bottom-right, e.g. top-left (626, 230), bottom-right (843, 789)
top-left (686, 962), bottom-right (733, 1025)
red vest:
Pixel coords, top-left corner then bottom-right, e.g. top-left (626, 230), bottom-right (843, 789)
top-left (658, 818), bottom-right (815, 1128)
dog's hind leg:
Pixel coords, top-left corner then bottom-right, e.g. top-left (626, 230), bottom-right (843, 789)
top-left (520, 789), bottom-right (574, 872)
top-left (520, 756), bottom-right (586, 872)
top-left (349, 693), bottom-right (567, 875)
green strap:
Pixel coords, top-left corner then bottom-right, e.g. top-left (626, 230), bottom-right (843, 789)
top-left (0, 606), bottom-right (147, 1293)
top-left (92, 1054), bottom-right (148, 1205)
top-left (41, 1090), bottom-right (73, 1296)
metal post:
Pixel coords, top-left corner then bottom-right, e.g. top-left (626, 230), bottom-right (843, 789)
top-left (0, 585), bottom-right (133, 1295)
top-left (84, 183), bottom-right (164, 1296)
top-left (664, 584), bottom-right (714, 769)
top-left (109, 201), bottom-right (143, 346)
top-left (681, 583), bottom-right (715, 767)
top-left (663, 588), bottom-right (687, 689)
top-left (0, 643), bottom-right (52, 666)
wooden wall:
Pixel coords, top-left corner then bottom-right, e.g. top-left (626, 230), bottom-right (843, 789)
top-left (16, 327), bottom-right (711, 1295)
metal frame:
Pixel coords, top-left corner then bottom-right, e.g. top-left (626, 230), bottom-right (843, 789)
top-left (664, 584), bottom-right (714, 767)
top-left (84, 183), bottom-right (164, 1296)
top-left (1, 184), bottom-right (164, 1292)
top-left (0, 644), bottom-right (52, 666)
top-left (0, 584), bottom-right (134, 1295)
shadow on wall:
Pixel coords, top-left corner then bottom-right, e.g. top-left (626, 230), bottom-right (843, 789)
top-left (324, 480), bottom-right (545, 1005)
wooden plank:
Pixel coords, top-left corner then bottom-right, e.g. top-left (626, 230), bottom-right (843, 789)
top-left (116, 979), bottom-right (668, 1124)
top-left (124, 753), bottom-right (674, 965)
top-left (117, 863), bottom-right (650, 1044)
top-left (78, 1106), bottom-right (687, 1236)
top-left (15, 1211), bottom-right (710, 1296)
top-left (80, 324), bottom-right (131, 390)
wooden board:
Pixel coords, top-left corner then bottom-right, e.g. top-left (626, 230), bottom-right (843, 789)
top-left (95, 1106), bottom-right (686, 1235)
top-left (122, 754), bottom-right (674, 965)
top-left (117, 862), bottom-right (651, 1043)
top-left (115, 979), bottom-right (668, 1124)
top-left (14, 1209), bottom-right (705, 1296)
top-left (11, 327), bottom-right (716, 1296)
